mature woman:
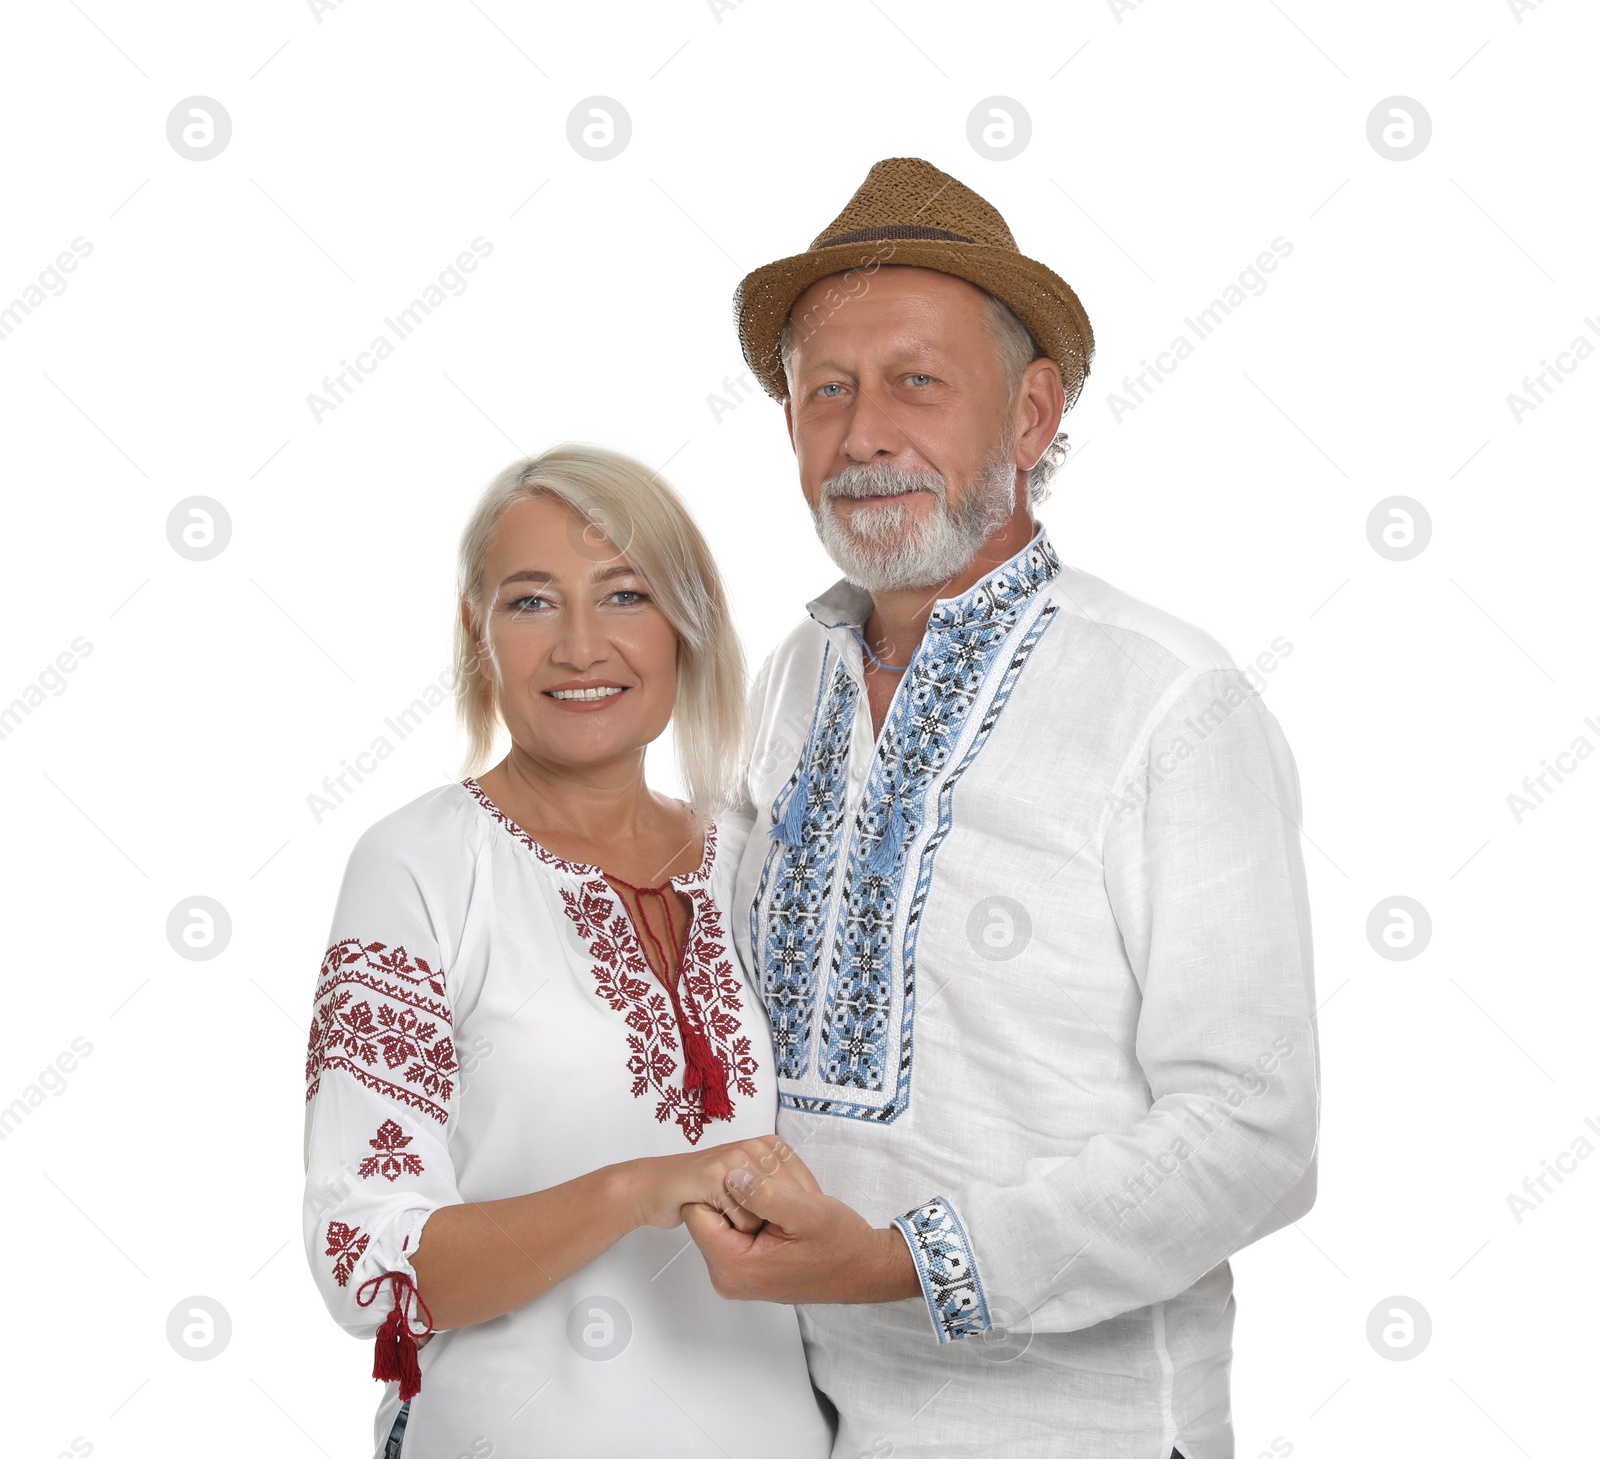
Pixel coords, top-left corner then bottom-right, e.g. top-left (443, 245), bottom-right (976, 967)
top-left (302, 446), bottom-right (833, 1459)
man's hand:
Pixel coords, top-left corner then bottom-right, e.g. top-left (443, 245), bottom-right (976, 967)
top-left (619, 1135), bottom-right (819, 1235)
top-left (682, 1165), bottom-right (922, 1305)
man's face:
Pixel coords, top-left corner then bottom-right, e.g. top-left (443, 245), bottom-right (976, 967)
top-left (783, 265), bottom-right (1024, 592)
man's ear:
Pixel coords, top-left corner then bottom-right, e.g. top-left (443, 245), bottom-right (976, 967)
top-left (783, 396), bottom-right (797, 454)
top-left (1015, 357), bottom-right (1065, 470)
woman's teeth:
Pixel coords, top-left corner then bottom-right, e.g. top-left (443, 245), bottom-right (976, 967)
top-left (549, 686), bottom-right (625, 701)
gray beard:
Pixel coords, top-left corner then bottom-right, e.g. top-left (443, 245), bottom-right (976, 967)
top-left (811, 437), bottom-right (1018, 593)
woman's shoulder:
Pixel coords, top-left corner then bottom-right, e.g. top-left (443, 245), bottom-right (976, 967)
top-left (343, 779), bottom-right (480, 881)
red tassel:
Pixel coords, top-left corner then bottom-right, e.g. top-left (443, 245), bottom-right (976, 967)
top-left (372, 1301), bottom-right (423, 1400)
top-left (681, 1022), bottom-right (733, 1120)
top-left (357, 1272), bottom-right (432, 1402)
top-left (603, 874), bottom-right (734, 1122)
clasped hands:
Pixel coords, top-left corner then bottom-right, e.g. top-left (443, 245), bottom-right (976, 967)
top-left (627, 1136), bottom-right (919, 1306)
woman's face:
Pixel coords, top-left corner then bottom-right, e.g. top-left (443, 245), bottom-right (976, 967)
top-left (470, 493), bottom-right (680, 774)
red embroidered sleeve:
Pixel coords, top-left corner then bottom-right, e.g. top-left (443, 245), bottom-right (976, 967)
top-left (305, 938), bottom-right (458, 1124)
top-left (302, 840), bottom-right (462, 1384)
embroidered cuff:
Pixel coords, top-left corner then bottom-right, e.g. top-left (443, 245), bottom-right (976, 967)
top-left (891, 1195), bottom-right (991, 1344)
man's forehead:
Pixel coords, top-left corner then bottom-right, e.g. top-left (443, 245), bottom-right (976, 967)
top-left (787, 267), bottom-right (988, 360)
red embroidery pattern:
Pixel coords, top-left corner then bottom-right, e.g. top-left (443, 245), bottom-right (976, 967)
top-left (562, 852), bottom-right (758, 1145)
top-left (305, 940), bottom-right (457, 1125)
top-left (361, 1118), bottom-right (425, 1181)
top-left (326, 1220), bottom-right (369, 1287)
top-left (463, 777), bottom-right (753, 1144)
top-left (461, 777), bottom-right (596, 876)
top-left (679, 893), bottom-right (758, 1107)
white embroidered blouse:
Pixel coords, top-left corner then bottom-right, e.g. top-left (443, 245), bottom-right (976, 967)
top-left (302, 777), bottom-right (833, 1459)
top-left (729, 522), bottom-right (1321, 1459)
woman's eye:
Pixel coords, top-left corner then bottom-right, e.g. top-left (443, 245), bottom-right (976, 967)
top-left (507, 595), bottom-right (549, 613)
top-left (608, 590), bottom-right (647, 606)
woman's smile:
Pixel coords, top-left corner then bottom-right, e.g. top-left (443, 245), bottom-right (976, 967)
top-left (543, 679), bottom-right (630, 710)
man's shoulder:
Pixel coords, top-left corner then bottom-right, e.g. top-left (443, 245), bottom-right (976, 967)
top-left (1046, 564), bottom-right (1238, 679)
top-left (753, 612), bottom-right (838, 701)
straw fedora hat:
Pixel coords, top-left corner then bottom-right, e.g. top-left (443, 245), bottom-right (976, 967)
top-left (733, 156), bottom-right (1094, 408)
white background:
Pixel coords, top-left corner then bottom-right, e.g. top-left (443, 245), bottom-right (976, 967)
top-left (2, 1), bottom-right (1595, 1456)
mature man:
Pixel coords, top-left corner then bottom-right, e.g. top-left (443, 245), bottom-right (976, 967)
top-left (685, 157), bottom-right (1320, 1459)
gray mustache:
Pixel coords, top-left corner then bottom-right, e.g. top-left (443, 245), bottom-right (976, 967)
top-left (823, 469), bottom-right (943, 501)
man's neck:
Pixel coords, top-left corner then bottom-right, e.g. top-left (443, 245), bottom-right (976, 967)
top-left (861, 501), bottom-right (1038, 667)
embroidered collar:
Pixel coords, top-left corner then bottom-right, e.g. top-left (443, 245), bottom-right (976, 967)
top-left (804, 522), bottom-right (1062, 639)
top-left (460, 777), bottom-right (716, 888)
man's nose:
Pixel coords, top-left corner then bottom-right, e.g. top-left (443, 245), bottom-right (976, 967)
top-left (839, 385), bottom-right (907, 463)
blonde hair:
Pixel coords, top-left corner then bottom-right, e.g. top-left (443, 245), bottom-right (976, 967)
top-left (454, 444), bottom-right (747, 823)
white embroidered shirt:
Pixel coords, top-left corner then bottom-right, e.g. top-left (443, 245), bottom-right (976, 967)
top-left (302, 778), bottom-right (832, 1459)
top-left (728, 523), bottom-right (1320, 1459)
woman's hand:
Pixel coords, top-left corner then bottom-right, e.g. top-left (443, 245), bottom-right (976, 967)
top-left (411, 1141), bottom-right (820, 1333)
top-left (620, 1136), bottom-right (819, 1234)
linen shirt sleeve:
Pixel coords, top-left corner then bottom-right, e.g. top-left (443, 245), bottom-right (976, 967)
top-left (302, 825), bottom-right (467, 1342)
top-left (891, 667), bottom-right (1320, 1341)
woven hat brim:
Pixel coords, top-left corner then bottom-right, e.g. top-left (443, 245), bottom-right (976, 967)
top-left (734, 240), bottom-right (1096, 408)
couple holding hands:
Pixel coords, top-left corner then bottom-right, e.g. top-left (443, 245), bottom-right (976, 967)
top-left (302, 157), bottom-right (1320, 1459)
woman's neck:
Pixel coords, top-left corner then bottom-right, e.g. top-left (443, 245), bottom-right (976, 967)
top-left (481, 745), bottom-right (661, 848)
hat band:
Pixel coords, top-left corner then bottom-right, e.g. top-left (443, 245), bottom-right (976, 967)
top-left (814, 224), bottom-right (976, 249)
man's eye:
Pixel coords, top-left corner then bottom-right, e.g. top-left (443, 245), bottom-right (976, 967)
top-left (817, 383), bottom-right (845, 398)
top-left (907, 374), bottom-right (934, 387)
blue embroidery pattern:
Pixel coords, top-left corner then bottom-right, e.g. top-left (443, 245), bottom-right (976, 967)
top-left (892, 1195), bottom-right (991, 1342)
top-left (817, 598), bottom-right (1057, 1108)
top-left (752, 533), bottom-right (1062, 1122)
top-left (754, 650), bottom-right (858, 1080)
